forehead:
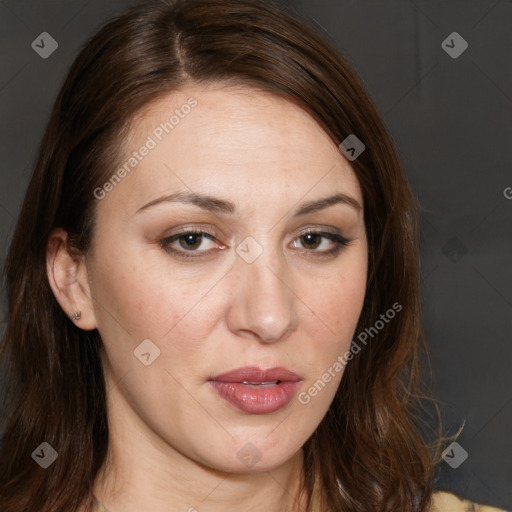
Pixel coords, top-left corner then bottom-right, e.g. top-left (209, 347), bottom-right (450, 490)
top-left (97, 83), bottom-right (363, 218)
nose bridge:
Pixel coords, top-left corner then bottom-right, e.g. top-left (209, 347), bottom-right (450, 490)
top-left (227, 235), bottom-right (298, 343)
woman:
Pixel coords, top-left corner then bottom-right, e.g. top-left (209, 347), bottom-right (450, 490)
top-left (0, 0), bottom-right (504, 511)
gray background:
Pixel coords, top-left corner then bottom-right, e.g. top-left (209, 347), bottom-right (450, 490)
top-left (1, 0), bottom-right (511, 508)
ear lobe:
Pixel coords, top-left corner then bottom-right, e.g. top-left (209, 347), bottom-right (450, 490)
top-left (46, 227), bottom-right (97, 330)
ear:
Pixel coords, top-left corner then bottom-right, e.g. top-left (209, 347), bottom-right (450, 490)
top-left (46, 227), bottom-right (97, 330)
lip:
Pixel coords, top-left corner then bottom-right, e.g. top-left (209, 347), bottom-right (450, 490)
top-left (209, 366), bottom-right (301, 414)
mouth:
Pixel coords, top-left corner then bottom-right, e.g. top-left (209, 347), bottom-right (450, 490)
top-left (208, 366), bottom-right (301, 414)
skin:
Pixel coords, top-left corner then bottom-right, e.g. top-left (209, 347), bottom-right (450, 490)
top-left (46, 83), bottom-right (368, 512)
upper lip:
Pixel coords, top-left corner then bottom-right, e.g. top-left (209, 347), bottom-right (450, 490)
top-left (210, 366), bottom-right (301, 383)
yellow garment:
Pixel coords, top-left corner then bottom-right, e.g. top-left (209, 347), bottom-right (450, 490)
top-left (93, 492), bottom-right (509, 511)
top-left (431, 492), bottom-right (509, 511)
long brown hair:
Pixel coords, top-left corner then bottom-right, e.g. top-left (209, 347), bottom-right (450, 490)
top-left (0, 0), bottom-right (440, 510)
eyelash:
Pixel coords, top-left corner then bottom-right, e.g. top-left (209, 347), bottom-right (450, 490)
top-left (159, 227), bottom-right (353, 261)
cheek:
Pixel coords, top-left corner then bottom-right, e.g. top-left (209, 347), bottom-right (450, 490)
top-left (89, 250), bottom-right (228, 379)
top-left (300, 255), bottom-right (367, 369)
top-left (333, 281), bottom-right (366, 337)
top-left (294, 271), bottom-right (366, 415)
top-left (89, 239), bottom-right (202, 333)
top-left (310, 256), bottom-right (367, 328)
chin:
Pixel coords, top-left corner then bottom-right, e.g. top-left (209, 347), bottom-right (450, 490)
top-left (195, 434), bottom-right (305, 475)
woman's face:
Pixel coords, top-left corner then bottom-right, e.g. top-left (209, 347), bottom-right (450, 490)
top-left (84, 84), bottom-right (368, 474)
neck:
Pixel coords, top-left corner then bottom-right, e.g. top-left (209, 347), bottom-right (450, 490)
top-left (93, 446), bottom-right (306, 512)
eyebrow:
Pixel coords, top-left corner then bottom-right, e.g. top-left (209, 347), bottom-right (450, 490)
top-left (134, 191), bottom-right (362, 216)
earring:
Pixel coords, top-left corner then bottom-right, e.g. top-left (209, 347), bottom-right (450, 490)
top-left (71, 311), bottom-right (81, 321)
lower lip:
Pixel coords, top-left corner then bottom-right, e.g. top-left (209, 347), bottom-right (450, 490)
top-left (209, 381), bottom-right (300, 414)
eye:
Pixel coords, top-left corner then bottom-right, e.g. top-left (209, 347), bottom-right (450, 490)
top-left (160, 229), bottom-right (224, 259)
top-left (291, 230), bottom-right (352, 257)
top-left (160, 228), bottom-right (353, 261)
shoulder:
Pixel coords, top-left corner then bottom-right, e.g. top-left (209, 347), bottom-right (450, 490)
top-left (432, 491), bottom-right (510, 512)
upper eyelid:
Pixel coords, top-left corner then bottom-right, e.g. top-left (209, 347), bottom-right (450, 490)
top-left (167, 225), bottom-right (344, 237)
top-left (164, 227), bottom-right (343, 243)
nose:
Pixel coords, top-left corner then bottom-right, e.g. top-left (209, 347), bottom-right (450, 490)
top-left (225, 246), bottom-right (299, 344)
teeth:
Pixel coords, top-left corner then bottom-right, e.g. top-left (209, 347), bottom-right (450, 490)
top-left (242, 380), bottom-right (279, 387)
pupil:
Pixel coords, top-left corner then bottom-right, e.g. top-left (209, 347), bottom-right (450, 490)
top-left (303, 234), bottom-right (320, 249)
top-left (182, 234), bottom-right (201, 249)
